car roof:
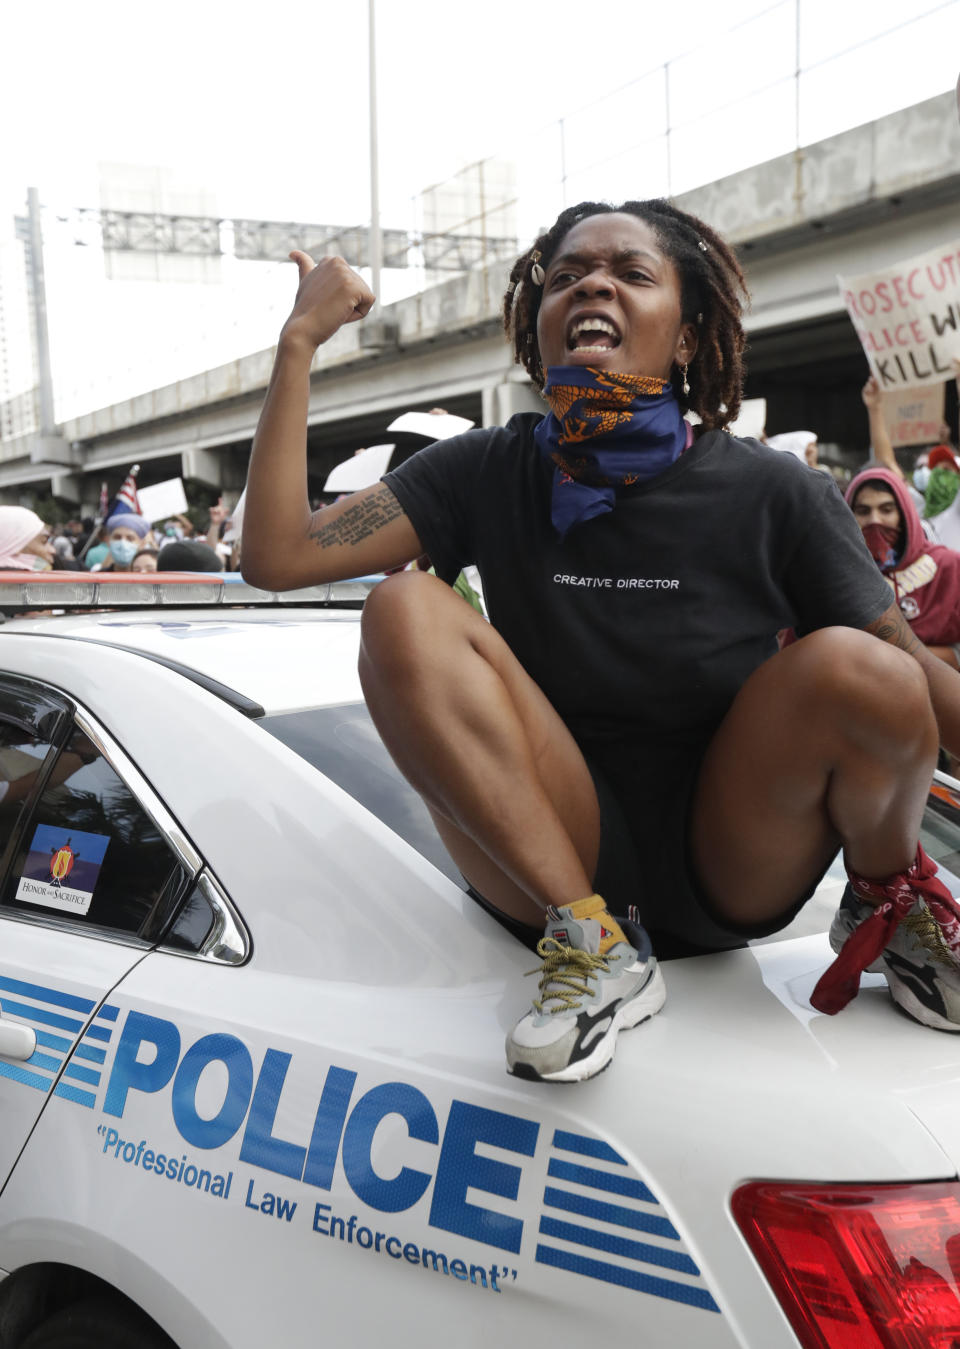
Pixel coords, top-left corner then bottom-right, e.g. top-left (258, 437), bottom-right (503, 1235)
top-left (1, 608), bottom-right (366, 716)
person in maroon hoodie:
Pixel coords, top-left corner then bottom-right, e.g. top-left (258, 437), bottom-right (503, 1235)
top-left (846, 466), bottom-right (960, 671)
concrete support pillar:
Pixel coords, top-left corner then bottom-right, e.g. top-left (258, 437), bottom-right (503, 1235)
top-left (181, 446), bottom-right (222, 485)
top-left (481, 379), bottom-right (543, 428)
top-left (51, 472), bottom-right (83, 504)
top-left (218, 451), bottom-right (250, 493)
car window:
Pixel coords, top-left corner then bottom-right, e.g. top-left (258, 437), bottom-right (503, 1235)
top-left (921, 781), bottom-right (960, 881)
top-left (162, 878), bottom-right (215, 952)
top-left (0, 720), bottom-right (58, 864)
top-left (0, 724), bottom-right (185, 938)
top-left (257, 703), bottom-right (465, 888)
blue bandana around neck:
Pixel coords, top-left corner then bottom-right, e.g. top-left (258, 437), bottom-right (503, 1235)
top-left (533, 366), bottom-right (688, 540)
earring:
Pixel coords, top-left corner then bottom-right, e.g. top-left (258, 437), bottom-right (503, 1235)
top-left (529, 250), bottom-right (545, 286)
top-left (682, 363), bottom-right (690, 396)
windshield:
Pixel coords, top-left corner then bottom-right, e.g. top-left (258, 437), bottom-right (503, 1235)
top-left (256, 710), bottom-right (960, 945)
top-left (257, 703), bottom-right (465, 888)
top-left (921, 777), bottom-right (960, 884)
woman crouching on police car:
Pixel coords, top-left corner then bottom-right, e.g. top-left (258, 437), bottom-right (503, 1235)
top-left (243, 198), bottom-right (960, 1083)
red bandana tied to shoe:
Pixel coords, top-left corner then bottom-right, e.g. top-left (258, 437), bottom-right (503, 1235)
top-left (811, 844), bottom-right (960, 1014)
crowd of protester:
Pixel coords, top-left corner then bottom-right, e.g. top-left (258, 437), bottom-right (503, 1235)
top-left (760, 361), bottom-right (960, 765)
top-left (0, 499), bottom-right (240, 575)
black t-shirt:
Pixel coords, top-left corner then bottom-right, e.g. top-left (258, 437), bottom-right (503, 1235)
top-left (383, 415), bottom-right (892, 753)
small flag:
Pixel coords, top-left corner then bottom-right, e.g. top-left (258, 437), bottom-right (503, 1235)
top-left (108, 464), bottom-right (142, 518)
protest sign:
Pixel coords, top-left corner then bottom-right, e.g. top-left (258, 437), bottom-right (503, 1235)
top-left (838, 239), bottom-right (960, 389)
top-left (387, 411), bottom-right (474, 440)
top-left (324, 444), bottom-right (395, 493)
top-left (882, 383), bottom-right (946, 448)
top-left (137, 477), bottom-right (189, 522)
top-left (727, 397), bottom-right (766, 440)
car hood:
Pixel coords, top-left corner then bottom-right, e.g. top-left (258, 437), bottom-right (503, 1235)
top-left (591, 928), bottom-right (960, 1184)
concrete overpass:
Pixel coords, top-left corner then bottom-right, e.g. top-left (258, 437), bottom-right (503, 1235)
top-left (5, 91), bottom-right (959, 508)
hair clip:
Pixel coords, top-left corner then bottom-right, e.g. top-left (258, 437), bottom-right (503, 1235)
top-left (697, 239), bottom-right (708, 252)
top-left (529, 250), bottom-right (545, 286)
top-left (696, 311), bottom-right (703, 323)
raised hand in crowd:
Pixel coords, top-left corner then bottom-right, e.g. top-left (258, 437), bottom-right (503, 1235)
top-left (861, 374), bottom-right (903, 479)
top-left (205, 498), bottom-right (229, 553)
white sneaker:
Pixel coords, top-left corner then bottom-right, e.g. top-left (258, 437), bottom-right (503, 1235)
top-left (506, 899), bottom-right (666, 1083)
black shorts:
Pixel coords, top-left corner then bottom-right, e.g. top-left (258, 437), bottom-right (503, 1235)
top-left (468, 737), bottom-right (829, 956)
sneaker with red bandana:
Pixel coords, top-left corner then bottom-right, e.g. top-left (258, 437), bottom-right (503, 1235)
top-left (811, 844), bottom-right (960, 1031)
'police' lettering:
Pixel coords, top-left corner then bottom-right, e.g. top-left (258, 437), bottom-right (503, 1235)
top-left (101, 1012), bottom-right (536, 1255)
top-left (429, 1101), bottom-right (538, 1253)
top-left (239, 1049), bottom-right (306, 1180)
top-left (342, 1083), bottom-right (438, 1213)
top-left (172, 1034), bottom-right (253, 1149)
top-left (103, 1012), bottom-right (181, 1117)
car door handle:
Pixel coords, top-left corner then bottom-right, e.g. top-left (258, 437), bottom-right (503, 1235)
top-left (0, 1003), bottom-right (37, 1060)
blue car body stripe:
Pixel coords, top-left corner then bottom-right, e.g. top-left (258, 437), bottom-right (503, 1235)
top-left (0, 976), bottom-right (94, 1015)
top-left (62, 1061), bottom-right (101, 1087)
top-left (72, 1042), bottom-right (106, 1064)
top-left (54, 1082), bottom-right (96, 1108)
top-left (535, 1244), bottom-right (720, 1313)
top-left (547, 1158), bottom-right (658, 1204)
top-left (543, 1187), bottom-right (680, 1241)
top-left (96, 1004), bottom-right (119, 1022)
top-left (551, 1131), bottom-right (627, 1165)
top-left (83, 1025), bottom-right (112, 1042)
top-left (539, 1215), bottom-right (700, 1276)
top-left (0, 999), bottom-right (83, 1033)
top-left (26, 1051), bottom-right (60, 1073)
top-left (35, 1030), bottom-right (73, 1053)
top-left (0, 1061), bottom-right (51, 1091)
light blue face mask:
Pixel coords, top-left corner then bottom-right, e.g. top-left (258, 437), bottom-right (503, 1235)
top-left (109, 538), bottom-right (139, 566)
top-left (913, 466), bottom-right (931, 492)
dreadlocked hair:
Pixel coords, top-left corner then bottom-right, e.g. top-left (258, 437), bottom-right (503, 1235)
top-left (502, 198), bottom-right (748, 431)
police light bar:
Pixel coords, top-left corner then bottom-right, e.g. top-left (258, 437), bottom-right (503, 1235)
top-left (0, 571), bottom-right (382, 610)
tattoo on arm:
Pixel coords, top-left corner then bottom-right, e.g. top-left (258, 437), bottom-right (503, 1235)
top-left (309, 485), bottom-right (403, 550)
top-left (864, 603), bottom-right (921, 656)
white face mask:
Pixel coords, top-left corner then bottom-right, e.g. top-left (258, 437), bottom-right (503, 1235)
top-left (109, 538), bottom-right (139, 565)
top-left (913, 466), bottom-right (931, 492)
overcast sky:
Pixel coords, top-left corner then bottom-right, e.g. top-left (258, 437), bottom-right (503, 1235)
top-left (2, 0), bottom-right (957, 418)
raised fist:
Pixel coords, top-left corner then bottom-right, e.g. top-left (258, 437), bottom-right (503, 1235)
top-left (281, 252), bottom-right (376, 352)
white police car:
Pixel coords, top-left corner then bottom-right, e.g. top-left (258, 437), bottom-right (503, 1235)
top-left (1, 571), bottom-right (960, 1348)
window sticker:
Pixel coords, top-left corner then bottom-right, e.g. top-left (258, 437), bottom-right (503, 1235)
top-left (16, 824), bottom-right (110, 916)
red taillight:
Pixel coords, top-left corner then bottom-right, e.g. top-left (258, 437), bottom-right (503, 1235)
top-left (732, 1180), bottom-right (960, 1349)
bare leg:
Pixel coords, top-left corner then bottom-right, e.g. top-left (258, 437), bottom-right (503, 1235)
top-left (692, 627), bottom-right (938, 925)
top-left (359, 571), bottom-right (601, 926)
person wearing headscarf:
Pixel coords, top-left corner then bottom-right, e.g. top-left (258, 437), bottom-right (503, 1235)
top-left (765, 430), bottom-right (818, 464)
top-left (0, 507), bottom-right (55, 571)
top-left (92, 513), bottom-right (153, 572)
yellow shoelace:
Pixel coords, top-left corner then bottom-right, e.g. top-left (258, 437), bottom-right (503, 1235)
top-left (902, 906), bottom-right (958, 967)
top-left (528, 937), bottom-right (610, 1014)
